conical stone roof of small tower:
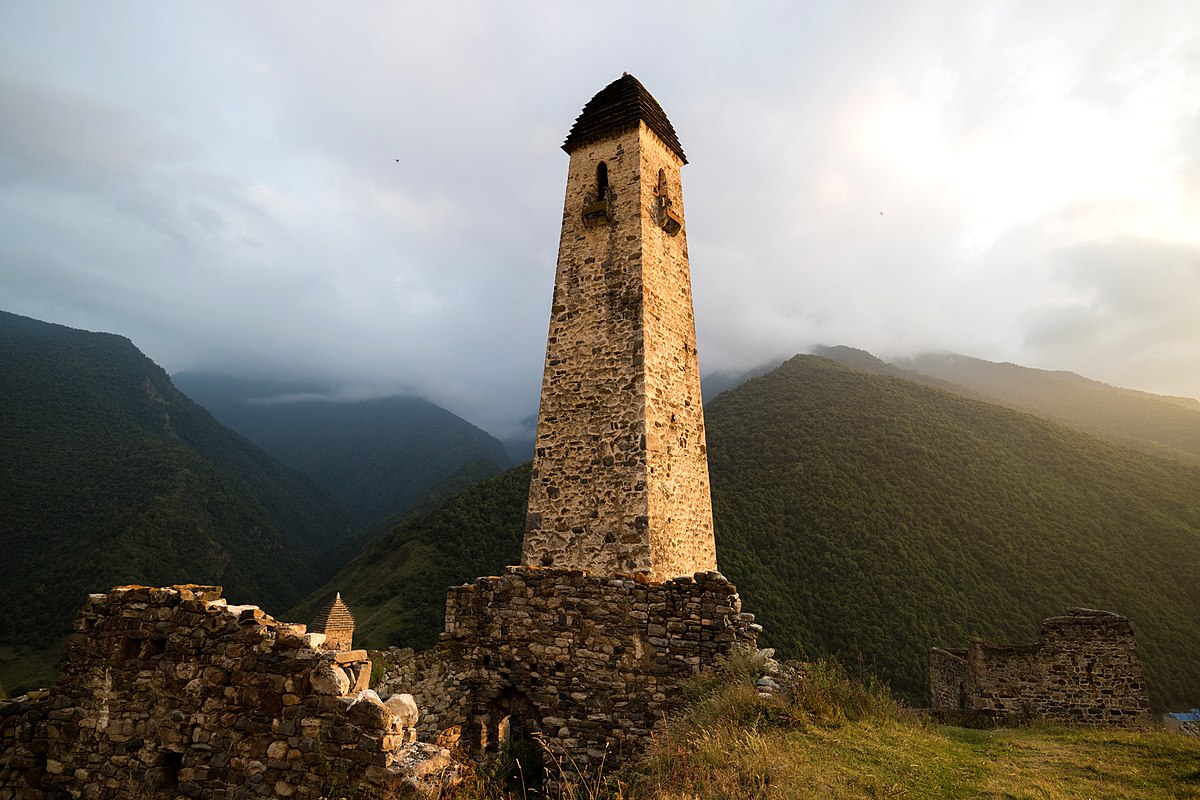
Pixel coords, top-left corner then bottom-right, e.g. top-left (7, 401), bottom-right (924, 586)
top-left (562, 73), bottom-right (687, 164)
top-left (311, 592), bottom-right (355, 633)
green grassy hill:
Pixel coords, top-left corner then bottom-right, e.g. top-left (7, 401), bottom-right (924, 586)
top-left (173, 373), bottom-right (512, 529)
top-left (315, 355), bottom-right (1200, 711)
top-left (289, 465), bottom-right (529, 648)
top-left (0, 311), bottom-right (351, 692)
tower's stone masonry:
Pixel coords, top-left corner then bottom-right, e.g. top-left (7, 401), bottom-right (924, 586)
top-left (524, 74), bottom-right (716, 582)
top-left (377, 567), bottom-right (760, 766)
top-left (930, 608), bottom-right (1151, 727)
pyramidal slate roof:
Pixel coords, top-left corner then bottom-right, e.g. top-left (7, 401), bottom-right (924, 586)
top-left (311, 591), bottom-right (355, 632)
top-left (562, 73), bottom-right (687, 164)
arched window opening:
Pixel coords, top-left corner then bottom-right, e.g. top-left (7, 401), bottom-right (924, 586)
top-left (583, 161), bottom-right (613, 228)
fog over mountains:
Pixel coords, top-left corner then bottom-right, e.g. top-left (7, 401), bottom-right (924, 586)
top-left (2, 4), bottom-right (1198, 437)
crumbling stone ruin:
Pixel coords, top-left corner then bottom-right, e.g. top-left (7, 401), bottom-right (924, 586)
top-left (930, 608), bottom-right (1151, 727)
top-left (0, 585), bottom-right (451, 799)
top-left (376, 74), bottom-right (760, 767)
top-left (377, 567), bottom-right (760, 764)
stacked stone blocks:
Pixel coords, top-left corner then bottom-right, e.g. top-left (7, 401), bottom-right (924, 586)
top-left (930, 608), bottom-right (1151, 727)
top-left (524, 73), bottom-right (716, 582)
top-left (378, 566), bottom-right (760, 766)
top-left (0, 585), bottom-right (447, 800)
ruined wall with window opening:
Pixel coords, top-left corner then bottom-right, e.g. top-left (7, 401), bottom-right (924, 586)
top-left (930, 608), bottom-right (1151, 727)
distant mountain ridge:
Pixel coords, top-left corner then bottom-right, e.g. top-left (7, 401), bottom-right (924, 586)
top-left (816, 346), bottom-right (1200, 466)
top-left (0, 310), bottom-right (351, 693)
top-left (309, 353), bottom-right (1200, 711)
top-left (173, 373), bottom-right (512, 529)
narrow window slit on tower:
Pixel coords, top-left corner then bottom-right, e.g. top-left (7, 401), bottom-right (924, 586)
top-left (582, 161), bottom-right (613, 227)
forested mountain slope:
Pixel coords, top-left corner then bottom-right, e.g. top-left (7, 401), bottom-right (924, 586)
top-left (173, 373), bottom-right (511, 528)
top-left (0, 311), bottom-right (350, 692)
top-left (817, 346), bottom-right (1200, 466)
top-left (707, 355), bottom-right (1200, 710)
top-left (288, 465), bottom-right (529, 649)
top-left (314, 355), bottom-right (1200, 710)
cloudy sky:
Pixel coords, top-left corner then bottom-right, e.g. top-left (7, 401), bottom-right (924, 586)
top-left (2, 1), bottom-right (1198, 437)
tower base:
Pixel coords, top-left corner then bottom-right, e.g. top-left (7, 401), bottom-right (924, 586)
top-left (379, 566), bottom-right (760, 765)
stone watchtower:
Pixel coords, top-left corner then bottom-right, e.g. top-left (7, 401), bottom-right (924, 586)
top-left (377, 76), bottom-right (759, 767)
top-left (524, 73), bottom-right (716, 581)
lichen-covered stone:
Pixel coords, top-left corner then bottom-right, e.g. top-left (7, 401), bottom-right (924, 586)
top-left (386, 694), bottom-right (420, 728)
top-left (310, 661), bottom-right (352, 696)
top-left (347, 691), bottom-right (393, 731)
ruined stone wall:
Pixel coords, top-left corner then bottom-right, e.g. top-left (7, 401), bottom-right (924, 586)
top-left (379, 567), bottom-right (759, 766)
top-left (0, 585), bottom-right (448, 800)
top-left (931, 609), bottom-right (1151, 727)
top-left (523, 121), bottom-right (715, 582)
top-left (928, 648), bottom-right (967, 710)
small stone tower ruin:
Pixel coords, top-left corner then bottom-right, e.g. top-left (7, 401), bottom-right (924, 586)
top-left (524, 73), bottom-right (716, 581)
top-left (310, 591), bottom-right (356, 652)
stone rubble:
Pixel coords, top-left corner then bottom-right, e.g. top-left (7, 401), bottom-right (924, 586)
top-left (0, 584), bottom-right (456, 799)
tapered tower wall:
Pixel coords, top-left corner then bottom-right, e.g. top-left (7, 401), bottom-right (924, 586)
top-left (523, 76), bottom-right (716, 581)
top-left (638, 128), bottom-right (715, 578)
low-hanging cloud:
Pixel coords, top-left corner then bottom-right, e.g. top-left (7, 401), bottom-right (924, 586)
top-left (1, 1), bottom-right (1198, 437)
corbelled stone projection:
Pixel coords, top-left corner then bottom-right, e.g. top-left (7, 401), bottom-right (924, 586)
top-left (523, 72), bottom-right (717, 582)
top-left (930, 608), bottom-right (1151, 727)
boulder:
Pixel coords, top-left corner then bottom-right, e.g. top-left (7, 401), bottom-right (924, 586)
top-left (384, 694), bottom-right (420, 728)
top-left (310, 662), bottom-right (351, 696)
top-left (347, 690), bottom-right (393, 731)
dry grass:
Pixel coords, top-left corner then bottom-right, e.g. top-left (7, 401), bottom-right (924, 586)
top-left (441, 657), bottom-right (1200, 799)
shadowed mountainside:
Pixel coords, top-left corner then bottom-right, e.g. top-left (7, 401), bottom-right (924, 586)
top-left (0, 311), bottom-right (351, 692)
top-left (816, 345), bottom-right (1200, 466)
top-left (173, 373), bottom-right (512, 529)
